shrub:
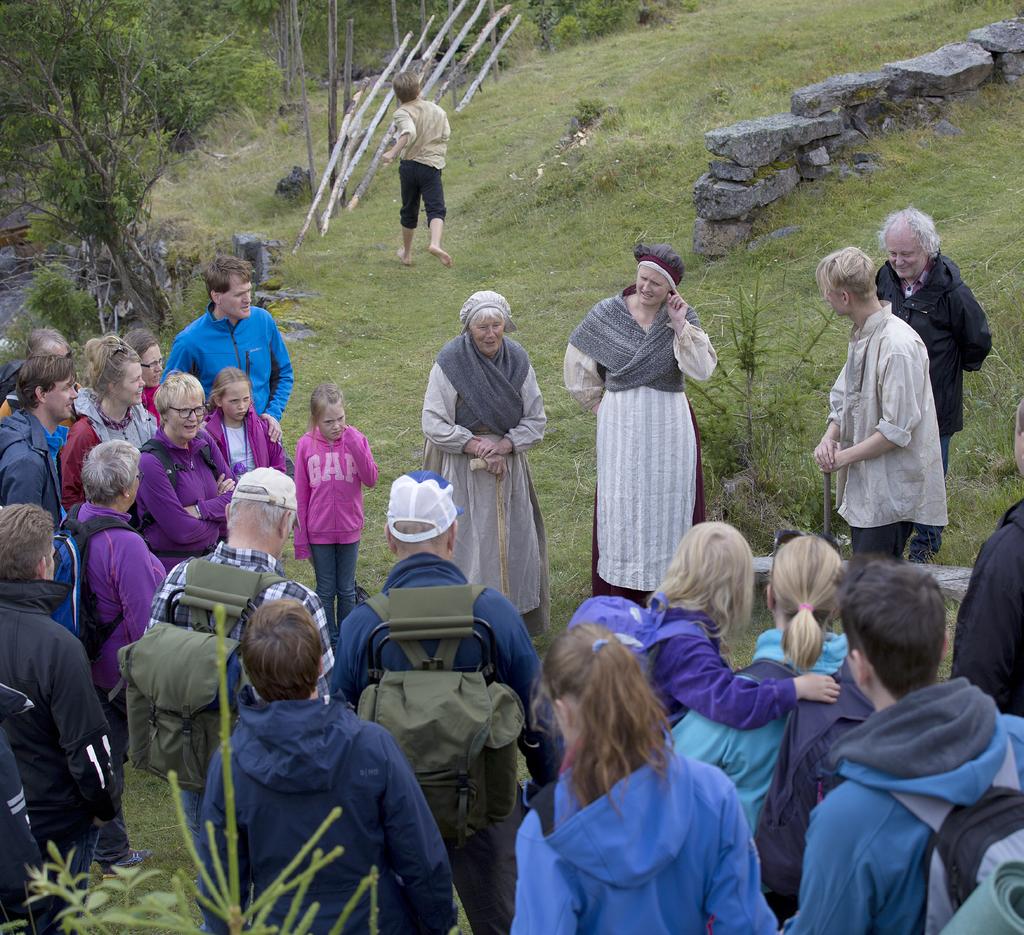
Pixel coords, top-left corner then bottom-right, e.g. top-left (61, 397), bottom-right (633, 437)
top-left (25, 266), bottom-right (98, 346)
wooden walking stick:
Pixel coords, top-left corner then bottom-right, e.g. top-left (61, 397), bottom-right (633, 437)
top-left (823, 471), bottom-right (832, 540)
top-left (469, 457), bottom-right (511, 597)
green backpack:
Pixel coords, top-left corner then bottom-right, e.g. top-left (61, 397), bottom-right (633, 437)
top-left (357, 585), bottom-right (525, 845)
top-left (118, 560), bottom-right (285, 791)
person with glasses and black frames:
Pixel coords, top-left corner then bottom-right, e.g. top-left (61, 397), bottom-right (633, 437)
top-left (123, 328), bottom-right (164, 424)
top-left (60, 334), bottom-right (156, 512)
top-left (135, 372), bottom-right (234, 571)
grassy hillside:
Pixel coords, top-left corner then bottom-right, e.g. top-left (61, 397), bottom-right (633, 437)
top-left (129, 0), bottom-right (1024, 921)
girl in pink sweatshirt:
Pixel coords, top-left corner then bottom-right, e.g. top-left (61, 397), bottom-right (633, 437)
top-left (294, 383), bottom-right (378, 642)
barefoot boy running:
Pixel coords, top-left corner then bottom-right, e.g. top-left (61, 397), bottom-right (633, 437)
top-left (383, 70), bottom-right (452, 268)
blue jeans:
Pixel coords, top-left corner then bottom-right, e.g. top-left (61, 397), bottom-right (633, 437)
top-left (310, 541), bottom-right (359, 644)
top-left (909, 434), bottom-right (951, 563)
top-left (180, 788), bottom-right (204, 853)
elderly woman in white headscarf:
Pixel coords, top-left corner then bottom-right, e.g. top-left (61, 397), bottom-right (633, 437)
top-left (422, 290), bottom-right (550, 634)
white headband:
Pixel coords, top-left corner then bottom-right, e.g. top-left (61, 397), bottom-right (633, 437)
top-left (637, 260), bottom-right (676, 288)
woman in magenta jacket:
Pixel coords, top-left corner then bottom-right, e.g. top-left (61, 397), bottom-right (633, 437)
top-left (294, 383), bottom-right (378, 642)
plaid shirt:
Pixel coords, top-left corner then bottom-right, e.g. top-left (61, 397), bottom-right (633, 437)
top-left (148, 541), bottom-right (334, 697)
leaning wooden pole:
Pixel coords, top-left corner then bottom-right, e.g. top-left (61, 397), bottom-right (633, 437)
top-left (433, 4), bottom-right (509, 103)
top-left (318, 31), bottom-right (415, 233)
top-left (334, 16), bottom-right (436, 206)
top-left (327, 0), bottom-right (339, 190)
top-left (456, 14), bottom-right (520, 113)
top-left (345, 0), bottom-right (471, 210)
top-left (347, 0), bottom-right (486, 210)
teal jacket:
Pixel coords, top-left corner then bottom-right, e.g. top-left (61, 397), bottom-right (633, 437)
top-left (672, 629), bottom-right (848, 830)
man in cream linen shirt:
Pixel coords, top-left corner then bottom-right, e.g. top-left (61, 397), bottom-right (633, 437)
top-left (813, 247), bottom-right (947, 558)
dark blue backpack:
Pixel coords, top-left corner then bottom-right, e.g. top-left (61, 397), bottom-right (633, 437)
top-left (52, 508), bottom-right (138, 661)
top-left (754, 658), bottom-right (873, 898)
top-left (567, 592), bottom-right (710, 660)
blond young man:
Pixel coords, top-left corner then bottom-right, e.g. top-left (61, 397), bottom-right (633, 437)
top-left (382, 70), bottom-right (452, 268)
top-left (812, 247), bottom-right (947, 557)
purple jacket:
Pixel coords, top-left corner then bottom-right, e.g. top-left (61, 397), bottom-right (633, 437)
top-left (77, 503), bottom-right (165, 692)
top-left (651, 608), bottom-right (798, 728)
top-left (136, 428), bottom-right (232, 572)
top-left (204, 408), bottom-right (287, 478)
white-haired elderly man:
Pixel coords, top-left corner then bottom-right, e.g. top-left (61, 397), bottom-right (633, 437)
top-left (876, 206), bottom-right (991, 562)
top-left (147, 467), bottom-right (334, 841)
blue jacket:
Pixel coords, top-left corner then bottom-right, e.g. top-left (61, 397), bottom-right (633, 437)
top-left (673, 630), bottom-right (849, 829)
top-left (0, 411), bottom-right (63, 525)
top-left (163, 304), bottom-right (293, 420)
top-left (512, 751), bottom-right (777, 935)
top-left (331, 551), bottom-right (558, 784)
top-left (199, 693), bottom-right (456, 935)
top-left (785, 679), bottom-right (1024, 934)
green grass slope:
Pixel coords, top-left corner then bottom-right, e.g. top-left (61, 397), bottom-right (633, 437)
top-left (133, 0), bottom-right (1024, 917)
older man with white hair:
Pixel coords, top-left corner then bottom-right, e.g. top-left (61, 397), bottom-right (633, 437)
top-left (876, 206), bottom-right (991, 561)
top-left (147, 467), bottom-right (334, 841)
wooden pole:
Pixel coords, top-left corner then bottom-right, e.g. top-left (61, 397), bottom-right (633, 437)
top-left (291, 0), bottom-right (317, 195)
top-left (391, 0), bottom-right (400, 47)
top-left (489, 0), bottom-right (499, 83)
top-left (318, 31), bottom-right (415, 233)
top-left (433, 4), bottom-right (508, 103)
top-left (343, 19), bottom-right (354, 114)
top-left (420, 0), bottom-right (426, 31)
top-left (447, 0), bottom-right (455, 108)
top-left (346, 0), bottom-right (472, 210)
top-left (327, 0), bottom-right (338, 191)
top-left (456, 14), bottom-right (520, 112)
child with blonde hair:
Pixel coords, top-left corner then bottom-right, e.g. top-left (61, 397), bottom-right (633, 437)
top-left (649, 522), bottom-right (839, 726)
top-left (204, 367), bottom-right (286, 479)
top-left (512, 622), bottom-right (777, 934)
top-left (294, 383), bottom-right (378, 641)
top-left (673, 534), bottom-right (851, 828)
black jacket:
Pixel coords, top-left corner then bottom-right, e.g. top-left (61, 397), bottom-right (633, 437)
top-left (0, 579), bottom-right (118, 849)
top-left (952, 498), bottom-right (1024, 715)
top-left (0, 683), bottom-right (44, 918)
top-left (876, 254), bottom-right (991, 435)
top-left (199, 692), bottom-right (456, 935)
top-left (0, 410), bottom-right (63, 526)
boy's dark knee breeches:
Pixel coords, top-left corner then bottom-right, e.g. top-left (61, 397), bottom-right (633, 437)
top-left (399, 160), bottom-right (446, 229)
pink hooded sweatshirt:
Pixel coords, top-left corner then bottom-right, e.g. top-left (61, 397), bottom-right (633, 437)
top-left (294, 425), bottom-right (378, 559)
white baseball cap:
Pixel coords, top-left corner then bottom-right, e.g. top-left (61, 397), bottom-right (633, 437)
top-left (232, 468), bottom-right (297, 513)
top-left (387, 471), bottom-right (463, 543)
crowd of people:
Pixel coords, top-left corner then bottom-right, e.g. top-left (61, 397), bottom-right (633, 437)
top-left (0, 191), bottom-right (1017, 935)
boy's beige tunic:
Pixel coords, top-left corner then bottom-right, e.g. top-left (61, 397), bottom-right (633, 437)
top-left (828, 305), bottom-right (948, 529)
top-left (393, 99), bottom-right (450, 169)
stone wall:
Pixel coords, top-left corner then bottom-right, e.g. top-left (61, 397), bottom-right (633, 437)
top-left (692, 18), bottom-right (1024, 257)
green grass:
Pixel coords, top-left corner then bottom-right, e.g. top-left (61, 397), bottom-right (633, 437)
top-left (125, 0), bottom-right (1024, 926)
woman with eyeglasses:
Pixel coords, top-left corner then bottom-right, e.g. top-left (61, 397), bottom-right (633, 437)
top-left (135, 372), bottom-right (235, 571)
top-left (124, 328), bottom-right (164, 424)
top-left (60, 334), bottom-right (156, 512)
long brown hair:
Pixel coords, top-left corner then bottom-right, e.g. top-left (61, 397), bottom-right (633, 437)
top-left (536, 623), bottom-right (670, 808)
top-left (83, 334), bottom-right (139, 398)
top-left (771, 536), bottom-right (842, 670)
top-left (208, 366), bottom-right (251, 408)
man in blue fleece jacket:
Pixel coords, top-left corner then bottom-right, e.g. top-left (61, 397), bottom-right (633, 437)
top-left (786, 559), bottom-right (1024, 934)
top-left (163, 255), bottom-right (293, 442)
top-left (332, 470), bottom-right (558, 935)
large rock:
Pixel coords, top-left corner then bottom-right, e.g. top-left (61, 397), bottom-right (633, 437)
top-left (275, 166), bottom-right (311, 201)
top-left (790, 71), bottom-right (889, 117)
top-left (693, 218), bottom-right (753, 257)
top-left (1000, 52), bottom-right (1024, 81)
top-left (967, 19), bottom-right (1024, 54)
top-left (232, 233), bottom-right (282, 286)
top-left (709, 160), bottom-right (755, 182)
top-left (705, 113), bottom-right (843, 167)
top-left (693, 167), bottom-right (800, 221)
top-left (884, 42), bottom-right (994, 98)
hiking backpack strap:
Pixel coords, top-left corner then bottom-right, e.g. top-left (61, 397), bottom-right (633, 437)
top-left (891, 745), bottom-right (1020, 935)
top-left (738, 659), bottom-right (799, 683)
top-left (141, 438), bottom-right (177, 485)
top-left (367, 584), bottom-right (486, 673)
top-left (526, 781), bottom-right (557, 837)
top-left (179, 561), bottom-right (287, 634)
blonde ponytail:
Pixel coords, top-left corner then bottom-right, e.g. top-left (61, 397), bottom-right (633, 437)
top-left (772, 536), bottom-right (842, 671)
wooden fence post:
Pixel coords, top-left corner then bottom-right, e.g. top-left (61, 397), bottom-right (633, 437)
top-left (291, 0), bottom-right (317, 195)
top-left (327, 0), bottom-right (338, 191)
top-left (456, 14), bottom-right (520, 112)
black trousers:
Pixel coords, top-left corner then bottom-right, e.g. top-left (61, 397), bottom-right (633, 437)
top-left (399, 160), bottom-right (446, 229)
top-left (850, 521), bottom-right (913, 559)
top-left (445, 795), bottom-right (524, 935)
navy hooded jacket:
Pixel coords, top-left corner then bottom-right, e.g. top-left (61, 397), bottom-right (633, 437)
top-left (198, 692), bottom-right (456, 935)
top-left (0, 410), bottom-right (63, 525)
top-left (331, 551), bottom-right (558, 785)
